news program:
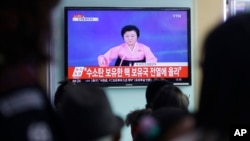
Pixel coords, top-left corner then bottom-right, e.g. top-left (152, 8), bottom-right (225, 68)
top-left (65, 7), bottom-right (192, 86)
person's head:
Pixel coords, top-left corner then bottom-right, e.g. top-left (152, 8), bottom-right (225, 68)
top-left (145, 79), bottom-right (173, 109)
top-left (0, 0), bottom-right (60, 68)
top-left (152, 85), bottom-right (189, 111)
top-left (197, 13), bottom-right (250, 133)
top-left (135, 107), bottom-right (195, 141)
top-left (125, 108), bottom-right (152, 140)
top-left (121, 25), bottom-right (140, 46)
top-left (54, 80), bottom-right (74, 110)
top-left (59, 84), bottom-right (124, 141)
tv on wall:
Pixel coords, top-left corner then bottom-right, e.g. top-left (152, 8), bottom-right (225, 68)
top-left (64, 7), bottom-right (192, 86)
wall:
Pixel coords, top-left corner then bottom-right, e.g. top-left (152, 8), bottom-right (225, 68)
top-left (48, 0), bottom-right (224, 141)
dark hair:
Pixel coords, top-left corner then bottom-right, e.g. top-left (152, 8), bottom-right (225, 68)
top-left (54, 80), bottom-right (73, 110)
top-left (125, 109), bottom-right (152, 140)
top-left (125, 109), bottom-right (152, 127)
top-left (152, 85), bottom-right (189, 111)
top-left (121, 25), bottom-right (140, 38)
top-left (145, 79), bottom-right (173, 109)
top-left (152, 107), bottom-right (192, 140)
top-left (60, 84), bottom-right (124, 141)
top-left (135, 107), bottom-right (192, 141)
top-left (0, 0), bottom-right (60, 68)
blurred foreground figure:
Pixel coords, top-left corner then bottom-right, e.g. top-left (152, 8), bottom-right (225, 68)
top-left (197, 13), bottom-right (250, 140)
top-left (58, 84), bottom-right (124, 141)
top-left (173, 13), bottom-right (250, 141)
top-left (0, 0), bottom-right (68, 141)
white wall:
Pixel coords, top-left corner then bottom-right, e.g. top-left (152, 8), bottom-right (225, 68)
top-left (50, 0), bottom-right (194, 141)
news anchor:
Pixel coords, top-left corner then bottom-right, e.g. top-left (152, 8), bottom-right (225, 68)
top-left (98, 25), bottom-right (157, 66)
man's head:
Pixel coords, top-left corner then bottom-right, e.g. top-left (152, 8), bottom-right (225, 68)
top-left (59, 84), bottom-right (124, 141)
top-left (54, 80), bottom-right (73, 110)
top-left (152, 85), bottom-right (189, 111)
top-left (145, 79), bottom-right (173, 109)
top-left (125, 108), bottom-right (152, 139)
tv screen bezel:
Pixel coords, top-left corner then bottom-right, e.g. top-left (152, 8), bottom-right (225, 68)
top-left (64, 6), bottom-right (192, 87)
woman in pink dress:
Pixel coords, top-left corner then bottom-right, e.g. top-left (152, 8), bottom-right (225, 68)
top-left (98, 25), bottom-right (157, 66)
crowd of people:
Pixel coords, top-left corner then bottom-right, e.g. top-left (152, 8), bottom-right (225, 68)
top-left (1, 0), bottom-right (250, 140)
top-left (125, 79), bottom-right (194, 141)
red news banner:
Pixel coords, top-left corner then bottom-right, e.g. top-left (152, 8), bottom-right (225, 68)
top-left (68, 66), bottom-right (188, 79)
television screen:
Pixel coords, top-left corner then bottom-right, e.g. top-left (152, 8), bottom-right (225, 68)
top-left (65, 7), bottom-right (192, 86)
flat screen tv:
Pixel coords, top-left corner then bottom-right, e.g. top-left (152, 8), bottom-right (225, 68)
top-left (64, 7), bottom-right (192, 86)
